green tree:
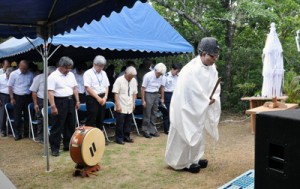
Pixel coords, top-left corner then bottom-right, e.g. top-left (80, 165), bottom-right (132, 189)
top-left (151, 0), bottom-right (300, 111)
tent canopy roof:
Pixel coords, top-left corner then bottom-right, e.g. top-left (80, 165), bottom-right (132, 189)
top-left (0, 0), bottom-right (147, 38)
top-left (0, 2), bottom-right (193, 61)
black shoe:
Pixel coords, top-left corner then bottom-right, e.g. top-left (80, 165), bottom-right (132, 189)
top-left (115, 140), bottom-right (125, 145)
top-left (164, 131), bottom-right (169, 135)
top-left (143, 133), bottom-right (152, 139)
top-left (183, 164), bottom-right (201, 173)
top-left (51, 150), bottom-right (60, 157)
top-left (198, 159), bottom-right (208, 168)
top-left (150, 132), bottom-right (160, 137)
top-left (124, 138), bottom-right (134, 143)
top-left (1, 133), bottom-right (7, 137)
top-left (14, 135), bottom-right (22, 141)
top-left (63, 147), bottom-right (69, 151)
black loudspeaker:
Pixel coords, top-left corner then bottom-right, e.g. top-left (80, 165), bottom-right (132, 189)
top-left (255, 109), bottom-right (300, 189)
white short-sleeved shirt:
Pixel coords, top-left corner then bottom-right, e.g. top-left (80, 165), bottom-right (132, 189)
top-left (48, 69), bottom-right (78, 97)
top-left (162, 71), bottom-right (178, 92)
top-left (0, 74), bottom-right (9, 94)
top-left (0, 68), bottom-right (5, 75)
top-left (142, 70), bottom-right (163, 92)
top-left (29, 73), bottom-right (45, 99)
top-left (73, 71), bottom-right (85, 94)
top-left (8, 69), bottom-right (33, 95)
top-left (112, 76), bottom-right (138, 114)
top-left (83, 67), bottom-right (110, 95)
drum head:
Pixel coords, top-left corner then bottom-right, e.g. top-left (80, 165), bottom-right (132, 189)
top-left (81, 128), bottom-right (105, 166)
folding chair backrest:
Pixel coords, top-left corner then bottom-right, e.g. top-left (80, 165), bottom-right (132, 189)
top-left (79, 103), bottom-right (87, 111)
top-left (105, 101), bottom-right (115, 118)
top-left (131, 99), bottom-right (143, 136)
top-left (103, 101), bottom-right (116, 142)
top-left (105, 101), bottom-right (115, 109)
top-left (5, 102), bottom-right (13, 111)
top-left (41, 106), bottom-right (52, 133)
top-left (41, 106), bottom-right (52, 117)
top-left (135, 99), bottom-right (142, 106)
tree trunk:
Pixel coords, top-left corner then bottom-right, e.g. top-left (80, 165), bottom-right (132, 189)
top-left (221, 1), bottom-right (235, 103)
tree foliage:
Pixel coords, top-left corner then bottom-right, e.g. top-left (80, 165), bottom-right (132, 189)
top-left (151, 0), bottom-right (300, 111)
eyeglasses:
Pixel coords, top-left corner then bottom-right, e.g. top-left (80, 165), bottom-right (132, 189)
top-left (207, 53), bottom-right (219, 59)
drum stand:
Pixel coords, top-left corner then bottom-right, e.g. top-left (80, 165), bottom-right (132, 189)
top-left (73, 164), bottom-right (101, 177)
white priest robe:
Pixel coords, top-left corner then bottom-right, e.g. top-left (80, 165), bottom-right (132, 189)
top-left (165, 55), bottom-right (221, 170)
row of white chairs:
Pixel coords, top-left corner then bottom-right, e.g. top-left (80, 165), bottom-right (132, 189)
top-left (4, 99), bottom-right (144, 142)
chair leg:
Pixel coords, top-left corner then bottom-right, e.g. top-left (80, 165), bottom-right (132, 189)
top-left (132, 113), bottom-right (141, 136)
top-left (102, 126), bottom-right (111, 142)
top-left (30, 123), bottom-right (37, 142)
top-left (8, 120), bottom-right (15, 138)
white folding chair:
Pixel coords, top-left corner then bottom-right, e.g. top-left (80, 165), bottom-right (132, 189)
top-left (28, 103), bottom-right (42, 142)
top-left (4, 103), bottom-right (15, 138)
top-left (102, 101), bottom-right (116, 142)
top-left (131, 99), bottom-right (142, 136)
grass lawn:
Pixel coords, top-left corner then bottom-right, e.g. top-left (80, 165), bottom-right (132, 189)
top-left (0, 113), bottom-right (254, 189)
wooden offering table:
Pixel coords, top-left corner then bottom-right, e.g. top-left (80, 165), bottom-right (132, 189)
top-left (246, 103), bottom-right (298, 134)
top-left (241, 96), bottom-right (288, 109)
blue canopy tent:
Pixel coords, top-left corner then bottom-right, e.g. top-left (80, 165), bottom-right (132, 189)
top-left (0, 2), bottom-right (193, 61)
top-left (0, 0), bottom-right (147, 39)
top-left (0, 0), bottom-right (147, 172)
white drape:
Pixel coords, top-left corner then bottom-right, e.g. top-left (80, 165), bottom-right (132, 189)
top-left (261, 23), bottom-right (284, 98)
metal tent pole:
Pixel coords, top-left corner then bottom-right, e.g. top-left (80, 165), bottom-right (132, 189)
top-left (42, 40), bottom-right (50, 172)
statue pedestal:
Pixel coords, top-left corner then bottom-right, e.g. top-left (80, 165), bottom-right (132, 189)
top-left (263, 97), bottom-right (287, 109)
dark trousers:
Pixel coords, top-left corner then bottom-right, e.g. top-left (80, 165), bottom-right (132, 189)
top-left (0, 93), bottom-right (10, 134)
top-left (85, 94), bottom-right (105, 129)
top-left (49, 97), bottom-right (75, 152)
top-left (163, 92), bottom-right (173, 133)
top-left (13, 94), bottom-right (32, 138)
top-left (36, 97), bottom-right (44, 140)
top-left (115, 112), bottom-right (132, 142)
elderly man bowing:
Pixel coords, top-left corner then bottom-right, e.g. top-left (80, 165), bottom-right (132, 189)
top-left (83, 55), bottom-right (110, 131)
top-left (113, 66), bottom-right (137, 145)
top-left (141, 63), bottom-right (166, 138)
top-left (48, 57), bottom-right (80, 157)
top-left (165, 37), bottom-right (221, 173)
